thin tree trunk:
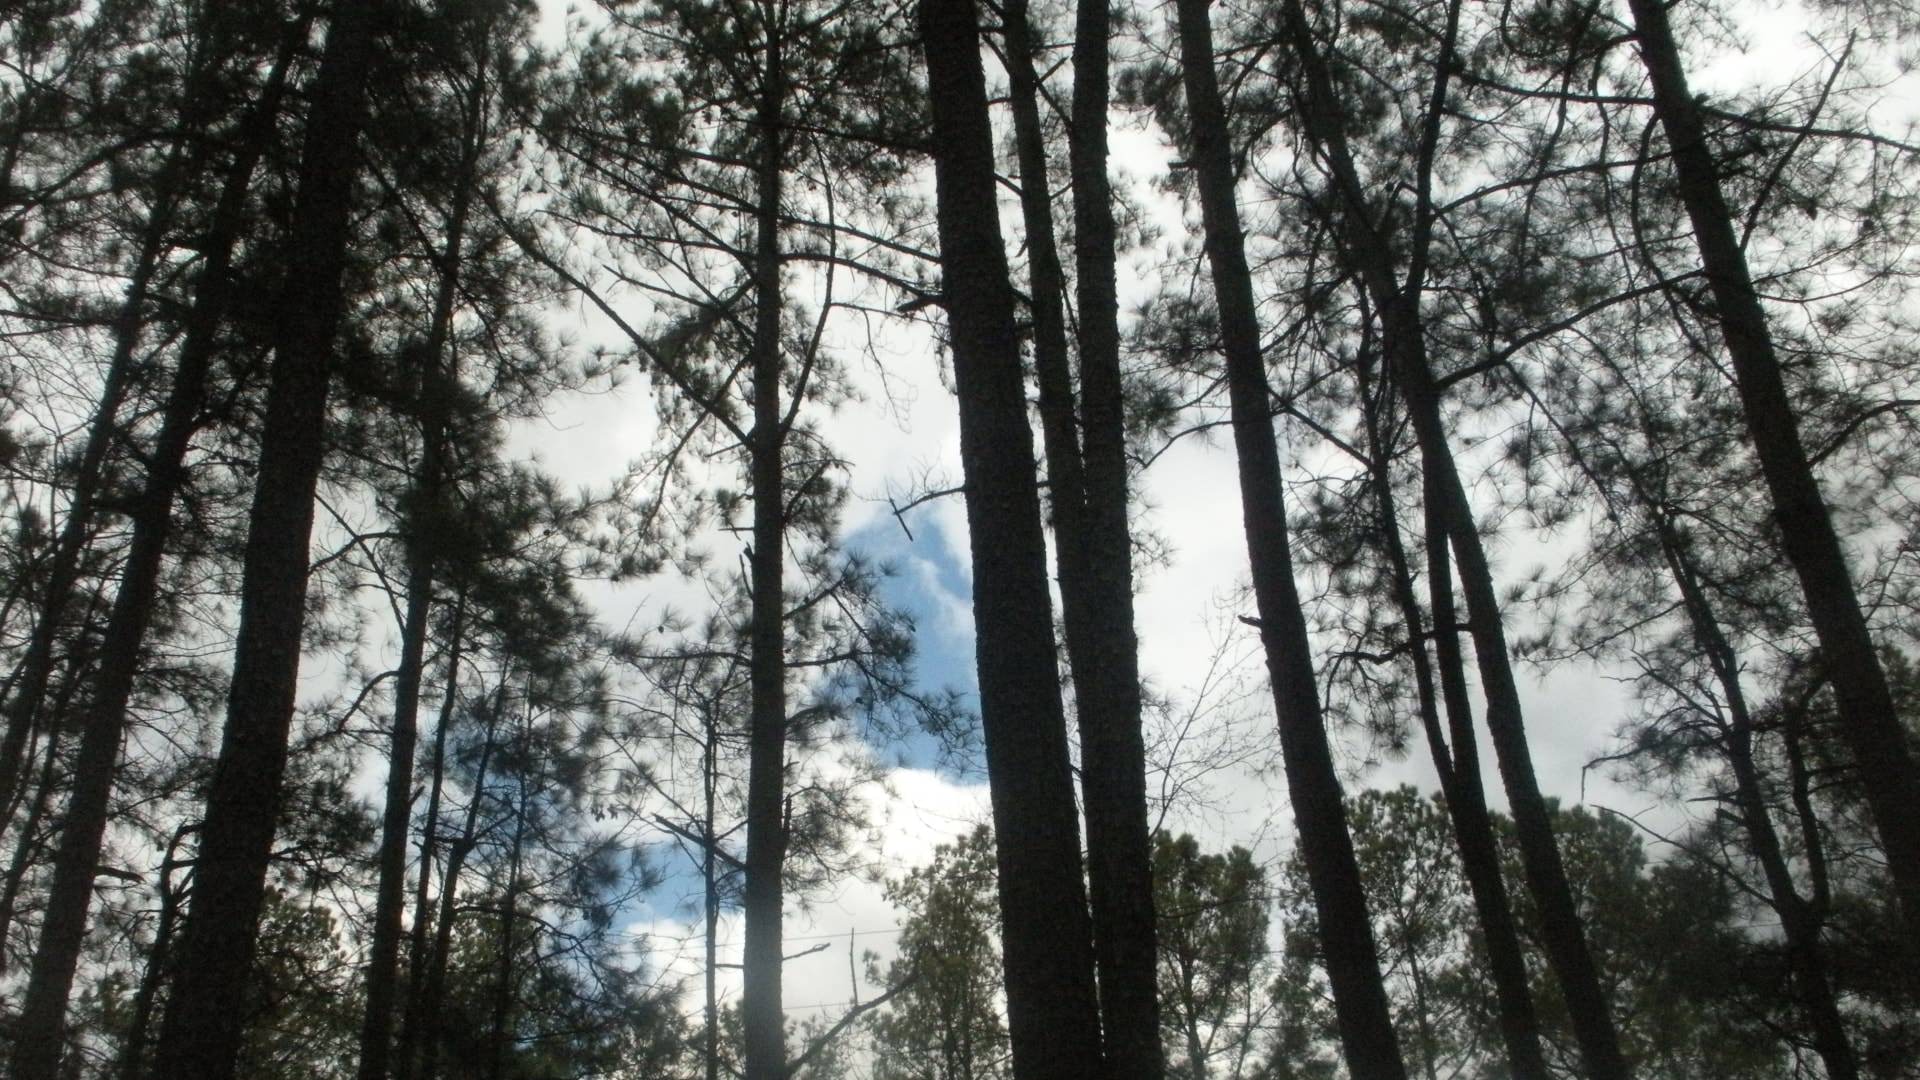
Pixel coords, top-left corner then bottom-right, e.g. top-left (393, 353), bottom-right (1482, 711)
top-left (1268, 2), bottom-right (1630, 1073)
top-left (394, 595), bottom-right (467, 1080)
top-left (1648, 511), bottom-right (1859, 1080)
top-left (0, 703), bottom-right (65, 969)
top-left (357, 43), bottom-right (489, 1078)
top-left (119, 825), bottom-right (193, 1080)
top-left (1170, 3), bottom-right (1407, 1076)
top-left (1623, 0), bottom-right (1920, 947)
top-left (704, 702), bottom-right (721, 1080)
top-left (1065, 0), bottom-right (1163, 1064)
top-left (1353, 351), bottom-right (1550, 1080)
top-left (488, 769), bottom-right (530, 1080)
top-left (150, 5), bottom-right (383, 1076)
top-left (919, 0), bottom-right (1108, 1074)
top-left (741, 27), bottom-right (791, 1079)
top-left (418, 680), bottom-right (505, 1080)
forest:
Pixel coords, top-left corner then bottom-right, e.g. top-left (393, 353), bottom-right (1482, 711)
top-left (0, 0), bottom-right (1916, 1076)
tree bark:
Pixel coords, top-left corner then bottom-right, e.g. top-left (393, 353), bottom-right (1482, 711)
top-left (918, 0), bottom-right (1108, 1074)
top-left (150, 5), bottom-right (383, 1077)
top-left (1623, 0), bottom-right (1920, 948)
top-left (1065, 0), bottom-right (1164, 1069)
top-left (1171, 2), bottom-right (1408, 1076)
top-left (741, 27), bottom-right (791, 1080)
top-left (394, 595), bottom-right (466, 1080)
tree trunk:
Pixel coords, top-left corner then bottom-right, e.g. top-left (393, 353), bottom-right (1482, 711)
top-left (394, 595), bottom-right (466, 1080)
top-left (999, 9), bottom-right (1161, 1072)
top-left (1170, 3), bottom-right (1408, 1076)
top-left (1267, 2), bottom-right (1630, 1073)
top-left (3, 16), bottom-right (306, 1070)
top-left (119, 825), bottom-right (193, 1080)
top-left (741, 31), bottom-right (791, 1080)
top-left (1065, 0), bottom-right (1163, 1069)
top-left (1648, 510), bottom-right (1859, 1080)
top-left (488, 770), bottom-right (530, 1080)
top-left (357, 44), bottom-right (488, 1079)
top-left (918, 0), bottom-right (1108, 1074)
top-left (1623, 0), bottom-right (1920, 947)
top-left (1354, 353), bottom-right (1551, 1080)
top-left (417, 680), bottom-right (504, 1080)
top-left (150, 5), bottom-right (383, 1077)
top-left (0, 703), bottom-right (65, 970)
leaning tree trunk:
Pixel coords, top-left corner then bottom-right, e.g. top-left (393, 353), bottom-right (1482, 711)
top-left (1648, 507), bottom-right (1859, 1080)
top-left (919, 0), bottom-right (1108, 1074)
top-left (4, 17), bottom-right (306, 1072)
top-left (1353, 353), bottom-right (1551, 1080)
top-left (1171, 2), bottom-right (1409, 1076)
top-left (1268, 2), bottom-right (1630, 1073)
top-left (149, 6), bottom-right (384, 1078)
top-left (740, 34), bottom-right (792, 1080)
top-left (1624, 0), bottom-right (1920, 948)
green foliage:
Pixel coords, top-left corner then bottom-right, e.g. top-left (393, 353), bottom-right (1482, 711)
top-left (869, 825), bottom-right (1010, 1080)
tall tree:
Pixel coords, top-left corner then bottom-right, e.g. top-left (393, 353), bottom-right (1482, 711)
top-left (1621, 0), bottom-right (1920, 948)
top-left (1259, 0), bottom-right (1632, 1071)
top-left (5, 8), bottom-right (307, 1072)
top-left (151, 4), bottom-right (391, 1076)
top-left (918, 0), bottom-right (1109, 1072)
top-left (1166, 0), bottom-right (1410, 1074)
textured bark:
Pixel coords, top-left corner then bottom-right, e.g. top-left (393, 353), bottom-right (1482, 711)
top-left (6, 17), bottom-right (304, 1073)
top-left (1624, 0), bottom-right (1920, 948)
top-left (1268, 2), bottom-right (1629, 1073)
top-left (919, 0), bottom-right (1108, 1073)
top-left (150, 5), bottom-right (383, 1077)
top-left (1171, 2), bottom-right (1408, 1076)
top-left (740, 33), bottom-right (791, 1080)
top-left (1065, 0), bottom-right (1163, 1069)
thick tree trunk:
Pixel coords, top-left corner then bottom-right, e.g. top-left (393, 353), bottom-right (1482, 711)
top-left (357, 53), bottom-right (487, 1080)
top-left (918, 0), bottom-right (1108, 1074)
top-left (741, 36), bottom-right (791, 1080)
top-left (4, 15), bottom-right (305, 1065)
top-left (1170, 3), bottom-right (1408, 1076)
top-left (1354, 356), bottom-right (1550, 1080)
top-left (149, 6), bottom-right (383, 1078)
top-left (1623, 0), bottom-right (1920, 946)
